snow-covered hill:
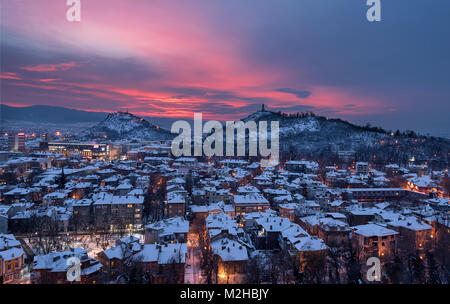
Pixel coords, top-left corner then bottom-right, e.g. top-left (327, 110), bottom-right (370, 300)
top-left (240, 109), bottom-right (450, 162)
top-left (83, 112), bottom-right (174, 141)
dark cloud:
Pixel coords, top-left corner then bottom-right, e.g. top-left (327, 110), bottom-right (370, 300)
top-left (274, 88), bottom-right (311, 99)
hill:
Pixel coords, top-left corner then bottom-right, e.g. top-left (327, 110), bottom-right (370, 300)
top-left (82, 111), bottom-right (174, 141)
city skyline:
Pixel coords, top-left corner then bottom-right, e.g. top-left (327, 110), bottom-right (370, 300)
top-left (1, 0), bottom-right (449, 137)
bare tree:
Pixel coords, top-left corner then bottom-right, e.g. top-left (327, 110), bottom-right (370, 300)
top-left (246, 254), bottom-right (264, 284)
top-left (198, 231), bottom-right (218, 284)
top-left (343, 248), bottom-right (363, 284)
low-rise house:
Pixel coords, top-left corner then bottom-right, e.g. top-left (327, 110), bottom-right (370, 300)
top-left (132, 242), bottom-right (188, 283)
top-left (211, 237), bottom-right (248, 284)
top-left (279, 203), bottom-right (299, 222)
top-left (3, 188), bottom-right (34, 204)
top-left (206, 213), bottom-right (243, 240)
top-left (278, 222), bottom-right (328, 276)
top-left (328, 200), bottom-right (351, 213)
top-left (233, 193), bottom-right (270, 216)
top-left (115, 181), bottom-right (133, 196)
top-left (0, 234), bottom-right (25, 283)
top-left (351, 224), bottom-right (398, 263)
top-left (237, 185), bottom-right (260, 195)
top-left (43, 191), bottom-right (67, 206)
top-left (285, 161), bottom-right (307, 173)
top-left (254, 215), bottom-right (292, 249)
top-left (298, 215), bottom-right (351, 248)
top-left (70, 182), bottom-right (92, 199)
top-left (345, 206), bottom-right (379, 226)
top-left (263, 188), bottom-right (291, 205)
top-left (166, 191), bottom-right (186, 218)
top-left (152, 242), bottom-right (188, 283)
top-left (97, 236), bottom-right (141, 278)
top-left (191, 188), bottom-right (206, 205)
top-left (32, 248), bottom-right (103, 284)
top-left (407, 175), bottom-right (438, 194)
top-left (144, 217), bottom-right (189, 244)
top-left (290, 236), bottom-right (328, 274)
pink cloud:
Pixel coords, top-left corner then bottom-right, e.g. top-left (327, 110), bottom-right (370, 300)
top-left (0, 72), bottom-right (22, 80)
top-left (39, 78), bottom-right (62, 82)
top-left (21, 62), bottom-right (78, 72)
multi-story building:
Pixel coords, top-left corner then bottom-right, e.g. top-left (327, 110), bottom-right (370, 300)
top-left (351, 224), bottom-right (398, 263)
top-left (8, 133), bottom-right (25, 152)
top-left (93, 193), bottom-right (143, 232)
top-left (72, 198), bottom-right (93, 231)
top-left (383, 216), bottom-right (433, 259)
top-left (47, 142), bottom-right (110, 160)
top-left (342, 188), bottom-right (409, 202)
top-left (356, 162), bottom-right (369, 175)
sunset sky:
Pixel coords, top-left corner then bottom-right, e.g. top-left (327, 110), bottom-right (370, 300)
top-left (1, 0), bottom-right (449, 136)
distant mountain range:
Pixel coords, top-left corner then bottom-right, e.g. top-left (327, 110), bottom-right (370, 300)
top-left (0, 104), bottom-right (107, 125)
top-left (0, 104), bottom-right (179, 129)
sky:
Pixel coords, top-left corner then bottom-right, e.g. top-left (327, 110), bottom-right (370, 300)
top-left (1, 0), bottom-right (449, 137)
